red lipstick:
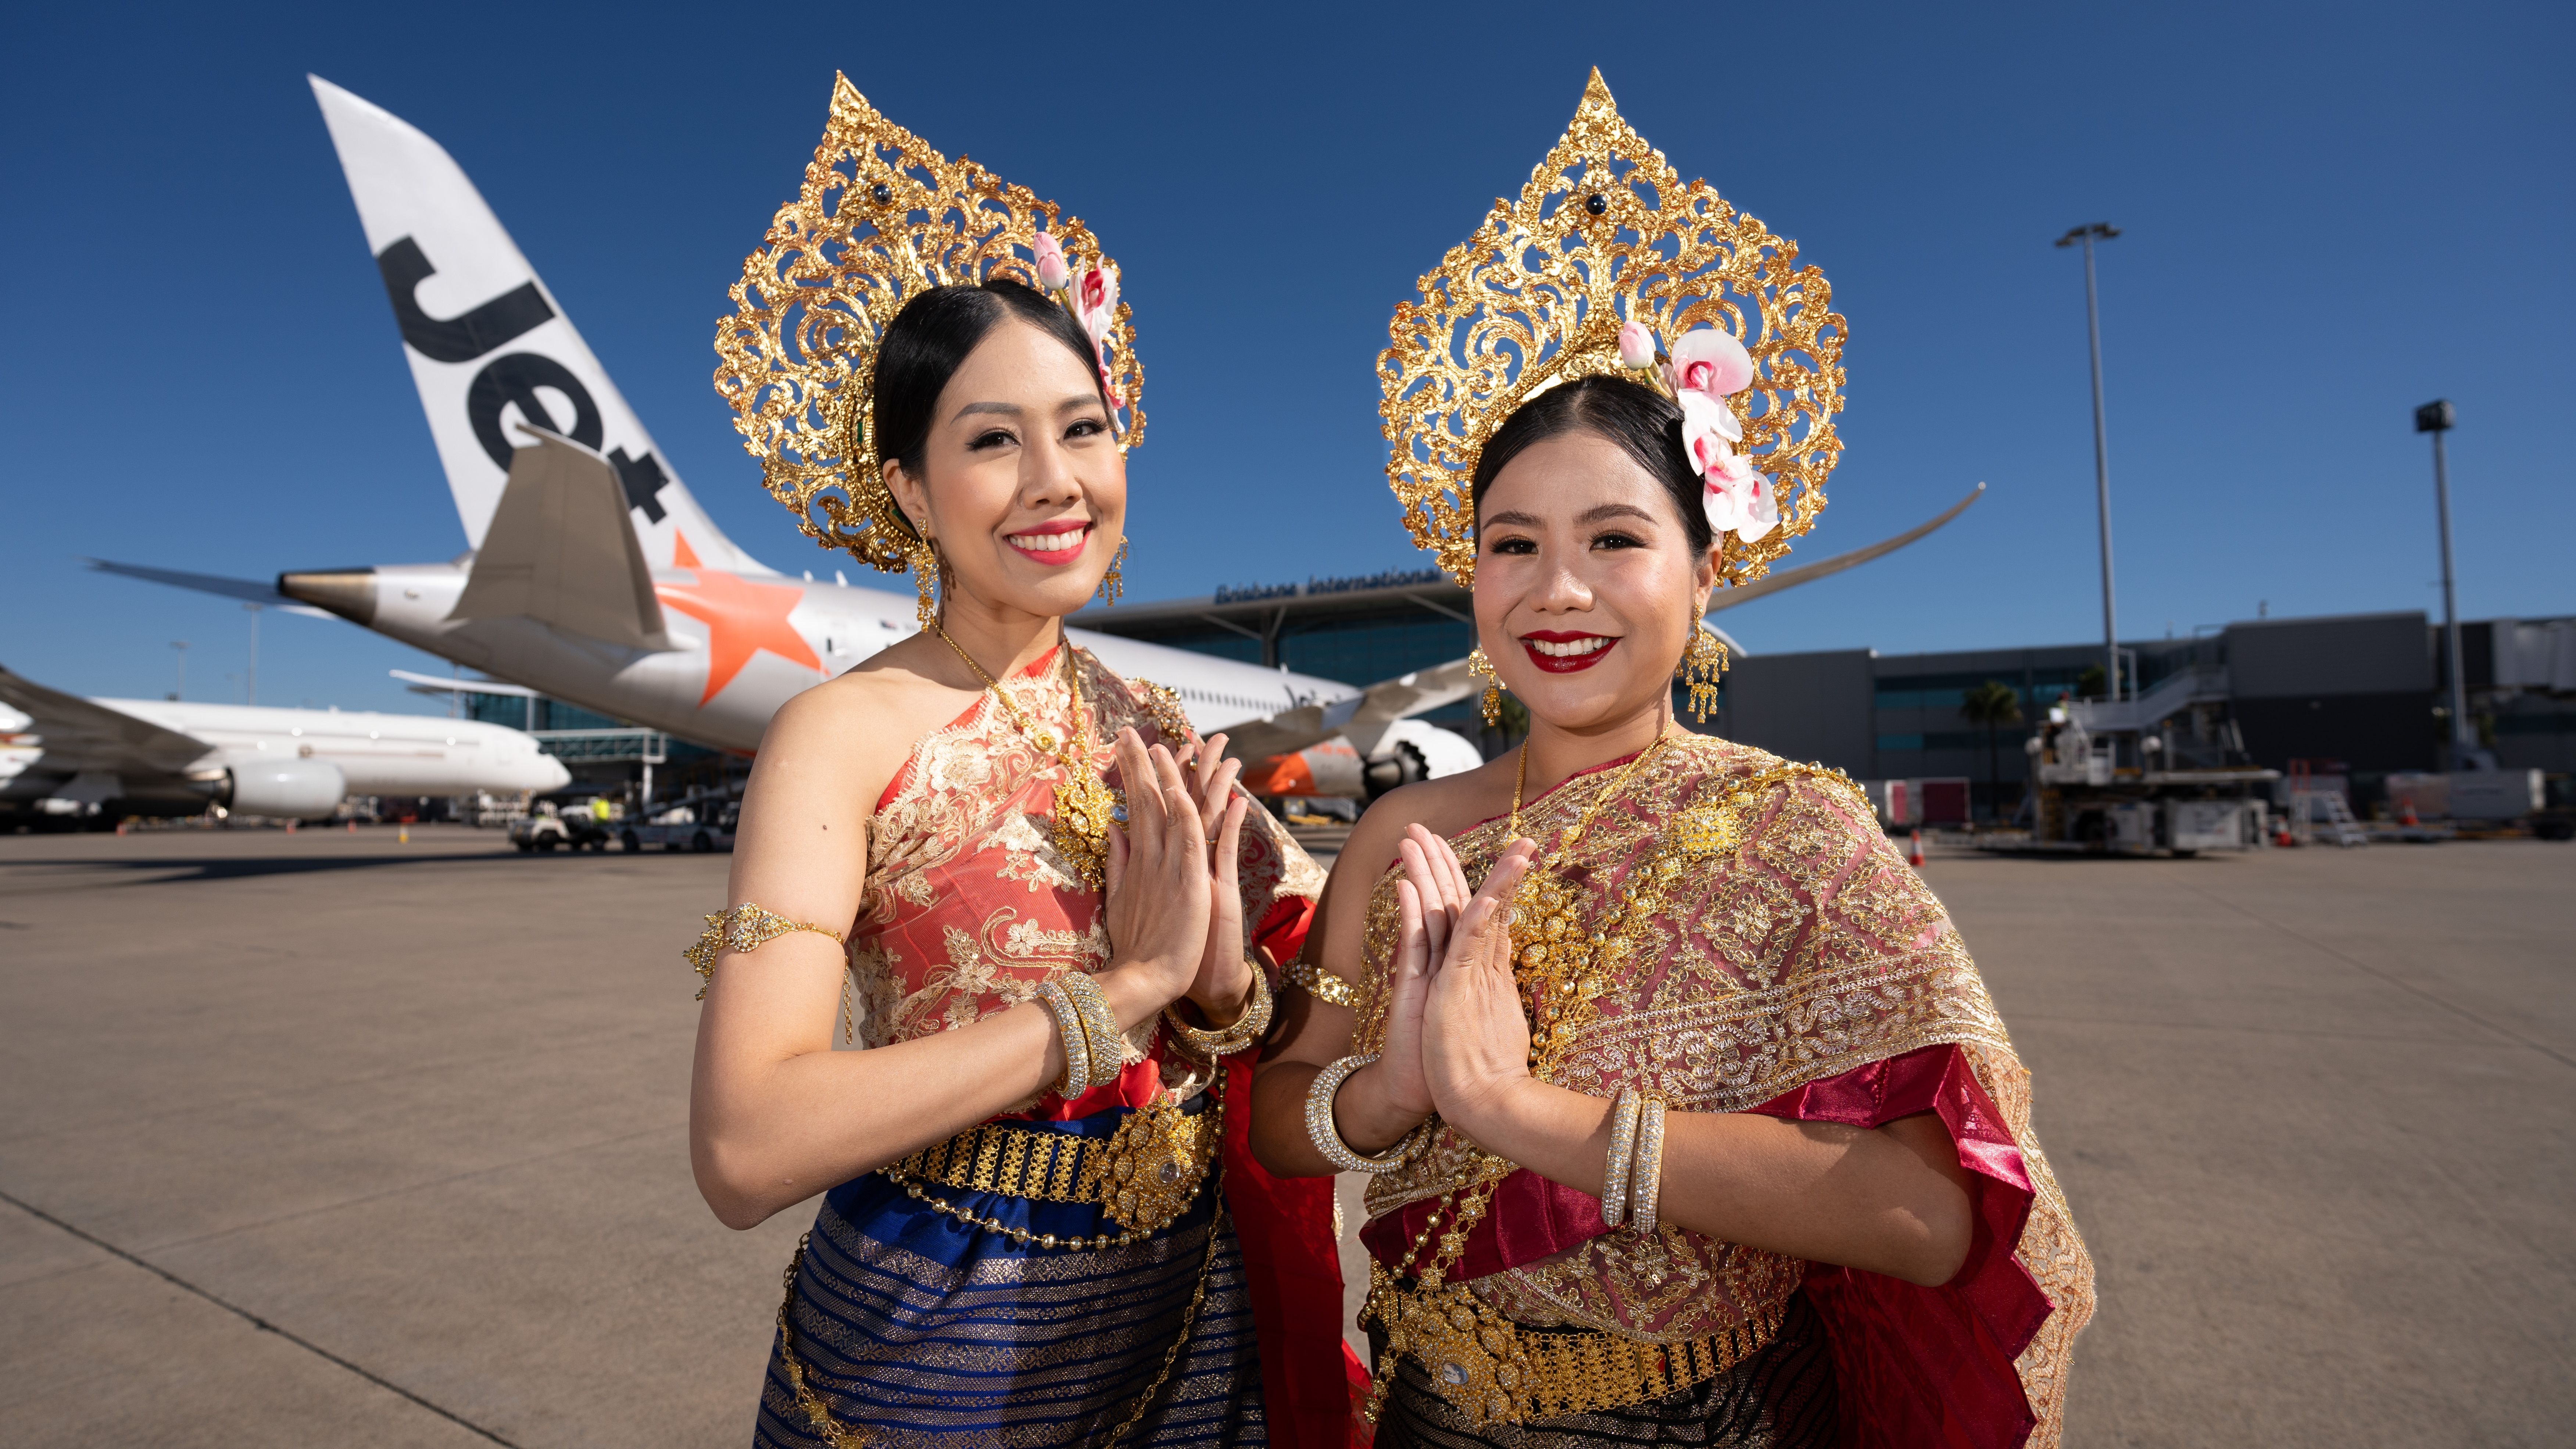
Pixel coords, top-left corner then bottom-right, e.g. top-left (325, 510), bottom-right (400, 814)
top-left (1518, 630), bottom-right (1620, 674)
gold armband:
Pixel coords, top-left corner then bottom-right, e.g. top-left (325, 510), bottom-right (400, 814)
top-left (685, 903), bottom-right (845, 999)
top-left (1283, 958), bottom-right (1360, 1009)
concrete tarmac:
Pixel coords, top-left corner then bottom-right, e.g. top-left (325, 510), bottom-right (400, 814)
top-left (0, 824), bottom-right (2567, 1447)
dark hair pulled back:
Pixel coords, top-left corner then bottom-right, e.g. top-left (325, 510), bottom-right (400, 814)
top-left (872, 278), bottom-right (1108, 534)
top-left (1468, 373), bottom-right (1713, 558)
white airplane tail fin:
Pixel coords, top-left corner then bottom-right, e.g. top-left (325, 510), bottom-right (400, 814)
top-left (308, 75), bottom-right (768, 576)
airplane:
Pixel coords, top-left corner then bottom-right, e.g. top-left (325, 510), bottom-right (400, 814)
top-left (91, 77), bottom-right (1978, 805)
top-left (0, 663), bottom-right (569, 824)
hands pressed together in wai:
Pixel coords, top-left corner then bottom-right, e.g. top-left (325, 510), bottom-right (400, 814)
top-left (1374, 823), bottom-right (1545, 1145)
top-left (1098, 725), bottom-right (1263, 1026)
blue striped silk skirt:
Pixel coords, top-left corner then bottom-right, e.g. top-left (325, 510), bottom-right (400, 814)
top-left (753, 1096), bottom-right (1265, 1447)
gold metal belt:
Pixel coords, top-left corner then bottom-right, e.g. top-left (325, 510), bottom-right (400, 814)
top-left (1364, 1262), bottom-right (1784, 1427)
top-left (880, 1087), bottom-right (1222, 1242)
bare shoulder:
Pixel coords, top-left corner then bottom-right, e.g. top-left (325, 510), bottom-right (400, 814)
top-left (752, 637), bottom-right (978, 815)
top-left (1338, 754), bottom-right (1516, 885)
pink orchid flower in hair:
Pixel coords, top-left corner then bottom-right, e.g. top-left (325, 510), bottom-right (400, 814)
top-left (1070, 262), bottom-right (1120, 349)
top-left (1663, 326), bottom-right (1755, 400)
top-left (1677, 389), bottom-right (1744, 479)
top-left (1033, 231), bottom-right (1071, 293)
top-left (1704, 452), bottom-right (1779, 544)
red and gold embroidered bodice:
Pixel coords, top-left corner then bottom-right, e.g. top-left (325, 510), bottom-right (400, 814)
top-left (848, 643), bottom-right (1324, 1113)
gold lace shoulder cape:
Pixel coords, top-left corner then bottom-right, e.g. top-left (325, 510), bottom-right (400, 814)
top-left (1349, 733), bottom-right (2093, 1443)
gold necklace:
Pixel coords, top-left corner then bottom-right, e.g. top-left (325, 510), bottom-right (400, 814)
top-left (1505, 730), bottom-right (1672, 1078)
top-left (932, 622), bottom-right (1118, 890)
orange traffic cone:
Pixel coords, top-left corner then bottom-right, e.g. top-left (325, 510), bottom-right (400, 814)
top-left (1908, 830), bottom-right (1926, 867)
top-left (397, 826), bottom-right (410, 844)
top-left (346, 819), bottom-right (357, 834)
top-left (2399, 799), bottom-right (2419, 827)
top-left (115, 822), bottom-right (127, 837)
top-left (285, 819), bottom-right (297, 834)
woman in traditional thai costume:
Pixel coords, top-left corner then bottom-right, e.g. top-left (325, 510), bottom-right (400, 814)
top-left (692, 77), bottom-right (1346, 1448)
top-left (1252, 73), bottom-right (2094, 1449)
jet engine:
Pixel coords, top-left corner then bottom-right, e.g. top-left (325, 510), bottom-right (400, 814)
top-left (1359, 719), bottom-right (1487, 801)
top-left (225, 758), bottom-right (348, 820)
top-left (1242, 719), bottom-right (1485, 804)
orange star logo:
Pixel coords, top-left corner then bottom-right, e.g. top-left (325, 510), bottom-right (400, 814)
top-left (656, 533), bottom-right (822, 704)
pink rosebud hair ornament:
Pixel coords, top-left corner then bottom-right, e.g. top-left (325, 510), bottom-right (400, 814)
top-left (715, 74), bottom-right (1144, 615)
top-left (1379, 69), bottom-right (1845, 593)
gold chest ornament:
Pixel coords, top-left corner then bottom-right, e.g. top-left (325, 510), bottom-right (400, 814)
top-left (930, 626), bottom-right (1116, 890)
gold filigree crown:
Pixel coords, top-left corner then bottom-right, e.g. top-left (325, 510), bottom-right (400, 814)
top-left (714, 75), bottom-right (1144, 573)
top-left (1379, 70), bottom-right (1845, 588)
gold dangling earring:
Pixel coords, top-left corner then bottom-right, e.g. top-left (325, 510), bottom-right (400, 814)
top-left (1675, 609), bottom-right (1728, 724)
top-left (912, 539), bottom-right (942, 630)
top-left (1096, 539), bottom-right (1128, 606)
top-left (1469, 644), bottom-right (1503, 727)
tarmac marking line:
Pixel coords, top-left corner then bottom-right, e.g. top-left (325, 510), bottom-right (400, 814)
top-left (0, 1186), bottom-right (526, 1448)
top-left (116, 1121), bottom-right (686, 1259)
top-left (2179, 879), bottom-right (2576, 1073)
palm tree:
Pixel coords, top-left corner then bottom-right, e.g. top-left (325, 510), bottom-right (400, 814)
top-left (1959, 680), bottom-right (2025, 823)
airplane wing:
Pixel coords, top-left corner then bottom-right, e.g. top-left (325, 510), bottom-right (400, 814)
top-left (0, 665), bottom-right (213, 774)
top-left (1219, 655), bottom-right (1482, 762)
top-left (1708, 483), bottom-right (1985, 611)
top-left (82, 559), bottom-right (339, 618)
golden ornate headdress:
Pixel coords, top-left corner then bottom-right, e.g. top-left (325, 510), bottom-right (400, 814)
top-left (714, 75), bottom-right (1144, 594)
top-left (1379, 70), bottom-right (1845, 589)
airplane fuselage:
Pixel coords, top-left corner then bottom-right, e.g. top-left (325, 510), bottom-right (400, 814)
top-left (283, 562), bottom-right (1360, 755)
top-left (0, 693), bottom-right (568, 816)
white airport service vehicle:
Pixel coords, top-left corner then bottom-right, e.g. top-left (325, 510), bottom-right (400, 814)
top-left (624, 800), bottom-right (739, 854)
top-left (2011, 666), bottom-right (2279, 855)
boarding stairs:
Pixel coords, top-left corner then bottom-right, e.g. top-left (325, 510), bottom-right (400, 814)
top-left (2286, 759), bottom-right (2369, 848)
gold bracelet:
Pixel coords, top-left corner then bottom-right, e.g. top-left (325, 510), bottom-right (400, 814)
top-left (1161, 965), bottom-right (1274, 1059)
top-left (684, 903), bottom-right (845, 1000)
top-left (1630, 1096), bottom-right (1669, 1235)
top-left (1055, 970), bottom-right (1129, 1090)
top-left (1282, 958), bottom-right (1360, 1009)
top-left (1305, 1053), bottom-right (1420, 1173)
top-left (1600, 1087), bottom-right (1643, 1229)
top-left (1035, 980), bottom-right (1092, 1100)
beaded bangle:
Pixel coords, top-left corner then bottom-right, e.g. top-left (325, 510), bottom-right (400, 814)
top-left (1035, 980), bottom-right (1091, 1101)
top-left (1282, 959), bottom-right (1360, 1010)
top-left (1055, 970), bottom-right (1129, 1090)
top-left (1305, 1053), bottom-right (1418, 1173)
top-left (1599, 1087), bottom-right (1643, 1229)
top-left (1629, 1096), bottom-right (1669, 1235)
top-left (1162, 965), bottom-right (1274, 1059)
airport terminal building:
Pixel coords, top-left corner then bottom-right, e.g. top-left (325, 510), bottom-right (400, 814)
top-left (451, 562), bottom-right (2572, 819)
top-left (1073, 575), bottom-right (2576, 814)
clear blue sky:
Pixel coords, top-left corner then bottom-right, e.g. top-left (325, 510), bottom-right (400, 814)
top-left (4, 1), bottom-right (2568, 713)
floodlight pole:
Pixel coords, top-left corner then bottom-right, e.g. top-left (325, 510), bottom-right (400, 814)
top-left (2416, 400), bottom-right (2471, 751)
top-left (2058, 223), bottom-right (2122, 700)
